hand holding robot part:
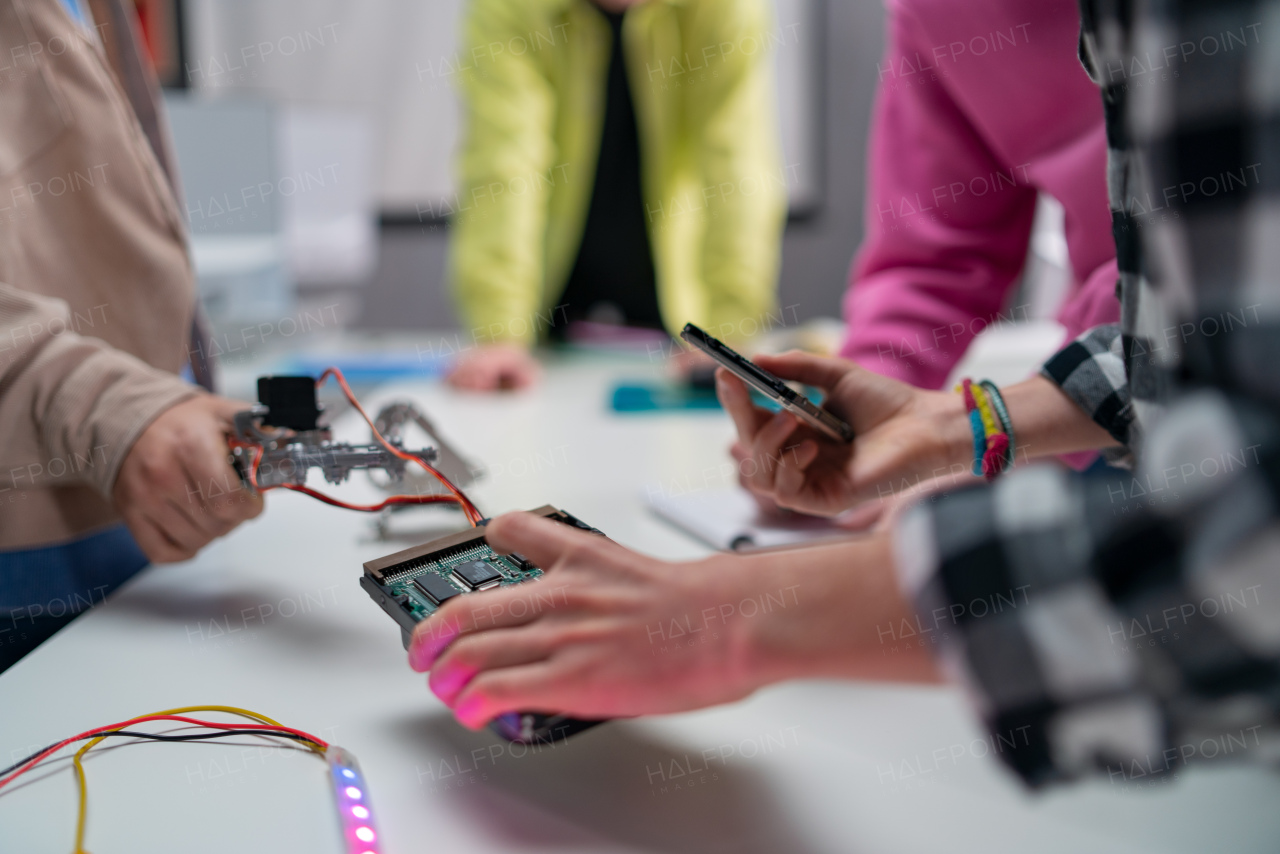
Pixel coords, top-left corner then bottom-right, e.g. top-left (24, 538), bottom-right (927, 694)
top-left (226, 375), bottom-right (478, 519)
top-left (114, 395), bottom-right (264, 563)
top-left (231, 405), bottom-right (435, 490)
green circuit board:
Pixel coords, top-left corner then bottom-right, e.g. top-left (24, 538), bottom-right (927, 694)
top-left (377, 542), bottom-right (542, 621)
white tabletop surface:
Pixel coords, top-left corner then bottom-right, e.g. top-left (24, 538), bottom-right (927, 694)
top-left (2, 348), bottom-right (1278, 854)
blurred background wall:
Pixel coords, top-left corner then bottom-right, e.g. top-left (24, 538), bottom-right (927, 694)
top-left (144, 0), bottom-right (888, 335)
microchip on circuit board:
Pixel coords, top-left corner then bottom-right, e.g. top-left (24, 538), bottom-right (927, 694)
top-left (413, 574), bottom-right (462, 606)
top-left (452, 560), bottom-right (503, 590)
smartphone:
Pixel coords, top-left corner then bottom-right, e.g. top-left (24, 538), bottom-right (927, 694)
top-left (680, 323), bottom-right (855, 443)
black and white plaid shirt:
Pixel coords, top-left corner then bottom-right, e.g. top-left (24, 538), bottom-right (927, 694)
top-left (894, 0), bottom-right (1280, 787)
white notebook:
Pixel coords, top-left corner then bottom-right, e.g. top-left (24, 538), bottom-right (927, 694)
top-left (645, 486), bottom-right (861, 552)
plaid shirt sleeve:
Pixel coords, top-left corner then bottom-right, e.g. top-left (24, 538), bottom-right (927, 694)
top-left (895, 432), bottom-right (1280, 787)
top-left (1042, 324), bottom-right (1136, 463)
top-left (892, 0), bottom-right (1280, 788)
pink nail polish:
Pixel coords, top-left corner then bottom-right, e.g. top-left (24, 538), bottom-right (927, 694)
top-left (455, 695), bottom-right (481, 724)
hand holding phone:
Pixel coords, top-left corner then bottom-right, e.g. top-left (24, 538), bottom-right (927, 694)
top-left (680, 324), bottom-right (854, 442)
top-left (693, 329), bottom-right (970, 518)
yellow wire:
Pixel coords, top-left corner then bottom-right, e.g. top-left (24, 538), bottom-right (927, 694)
top-left (70, 705), bottom-right (324, 854)
top-left (970, 383), bottom-right (1000, 438)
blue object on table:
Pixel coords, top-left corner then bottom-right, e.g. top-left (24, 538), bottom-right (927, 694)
top-left (609, 380), bottom-right (800, 413)
top-left (280, 352), bottom-right (451, 383)
top-left (610, 382), bottom-right (722, 412)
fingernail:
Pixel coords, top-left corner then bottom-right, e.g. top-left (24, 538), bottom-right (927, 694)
top-left (409, 625), bottom-right (453, 671)
top-left (428, 677), bottom-right (454, 705)
top-left (429, 664), bottom-right (473, 702)
top-left (455, 696), bottom-right (485, 728)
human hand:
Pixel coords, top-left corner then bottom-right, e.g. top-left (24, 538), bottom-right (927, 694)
top-left (408, 511), bottom-right (939, 729)
top-left (727, 440), bottom-right (966, 533)
top-left (717, 351), bottom-right (973, 517)
top-left (112, 395), bottom-right (263, 563)
top-left (446, 343), bottom-right (540, 391)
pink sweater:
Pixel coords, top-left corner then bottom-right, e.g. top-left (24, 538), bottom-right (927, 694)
top-left (840, 0), bottom-right (1119, 388)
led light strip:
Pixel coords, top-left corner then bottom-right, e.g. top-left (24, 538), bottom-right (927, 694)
top-left (326, 746), bottom-right (382, 853)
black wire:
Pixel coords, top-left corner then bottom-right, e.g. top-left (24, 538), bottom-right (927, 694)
top-left (0, 729), bottom-right (323, 779)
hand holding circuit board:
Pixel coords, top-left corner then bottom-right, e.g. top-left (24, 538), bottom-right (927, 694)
top-left (398, 509), bottom-right (803, 730)
top-left (362, 507), bottom-right (605, 744)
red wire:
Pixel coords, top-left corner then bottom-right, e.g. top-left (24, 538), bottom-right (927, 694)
top-left (233, 367), bottom-right (483, 524)
top-left (0, 715), bottom-right (329, 792)
top-left (318, 367), bottom-right (482, 524)
top-left (277, 482), bottom-right (463, 513)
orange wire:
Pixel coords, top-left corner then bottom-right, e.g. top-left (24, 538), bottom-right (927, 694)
top-left (316, 367), bottom-right (482, 524)
top-left (233, 368), bottom-right (483, 524)
top-left (277, 482), bottom-right (463, 513)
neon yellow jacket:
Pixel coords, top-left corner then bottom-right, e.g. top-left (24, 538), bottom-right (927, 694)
top-left (449, 0), bottom-right (786, 345)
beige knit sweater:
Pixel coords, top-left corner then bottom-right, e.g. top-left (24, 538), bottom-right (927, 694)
top-left (0, 0), bottom-right (200, 549)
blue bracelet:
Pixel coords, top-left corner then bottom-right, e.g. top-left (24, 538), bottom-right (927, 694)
top-left (967, 409), bottom-right (985, 476)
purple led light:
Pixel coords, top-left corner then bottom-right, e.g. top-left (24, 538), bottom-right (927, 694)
top-left (328, 748), bottom-right (379, 854)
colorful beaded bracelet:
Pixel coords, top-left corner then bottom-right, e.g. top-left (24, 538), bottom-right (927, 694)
top-left (957, 378), bottom-right (1014, 481)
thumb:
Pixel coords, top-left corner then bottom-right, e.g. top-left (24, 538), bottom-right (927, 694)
top-left (206, 395), bottom-right (253, 420)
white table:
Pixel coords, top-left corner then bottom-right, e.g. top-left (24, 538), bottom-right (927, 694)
top-left (2, 349), bottom-right (1278, 854)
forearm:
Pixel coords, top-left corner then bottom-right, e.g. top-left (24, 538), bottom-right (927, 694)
top-left (449, 166), bottom-right (550, 345)
top-left (692, 1), bottom-right (785, 339)
top-left (840, 5), bottom-right (1036, 389)
top-left (734, 533), bottom-right (942, 687)
top-left (924, 374), bottom-right (1120, 479)
top-left (841, 264), bottom-right (1029, 389)
top-left (449, 255), bottom-right (543, 346)
top-left (695, 66), bottom-right (784, 334)
top-left (451, 0), bottom-right (555, 346)
top-left (1002, 374), bottom-right (1118, 460)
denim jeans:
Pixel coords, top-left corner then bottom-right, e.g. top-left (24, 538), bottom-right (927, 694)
top-left (0, 525), bottom-right (148, 672)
